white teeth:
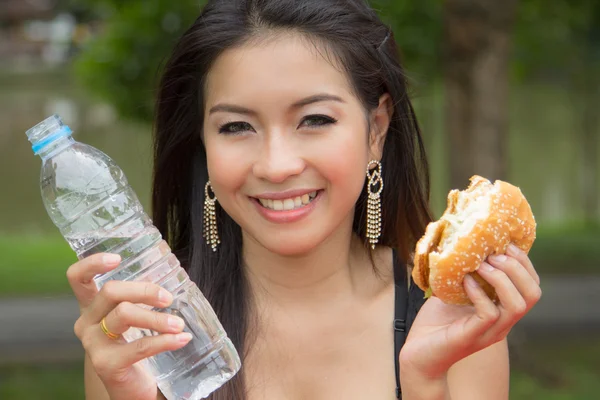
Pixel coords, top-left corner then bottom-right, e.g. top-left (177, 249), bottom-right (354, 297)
top-left (283, 199), bottom-right (295, 210)
top-left (258, 191), bottom-right (318, 211)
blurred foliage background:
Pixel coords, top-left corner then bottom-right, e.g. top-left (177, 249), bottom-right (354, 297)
top-left (0, 0), bottom-right (598, 399)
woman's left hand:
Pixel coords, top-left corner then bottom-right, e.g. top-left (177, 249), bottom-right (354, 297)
top-left (400, 243), bottom-right (542, 379)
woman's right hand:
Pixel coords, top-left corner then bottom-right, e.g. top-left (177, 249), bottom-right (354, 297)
top-left (67, 253), bottom-right (193, 400)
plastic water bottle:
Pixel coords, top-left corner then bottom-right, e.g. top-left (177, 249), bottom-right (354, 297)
top-left (25, 115), bottom-right (241, 400)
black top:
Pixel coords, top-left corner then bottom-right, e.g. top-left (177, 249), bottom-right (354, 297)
top-left (393, 251), bottom-right (427, 399)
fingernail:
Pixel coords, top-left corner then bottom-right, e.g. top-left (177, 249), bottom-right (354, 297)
top-left (168, 316), bottom-right (184, 330)
top-left (158, 289), bottom-right (172, 303)
top-left (489, 254), bottom-right (507, 263)
top-left (480, 262), bottom-right (495, 272)
top-left (176, 332), bottom-right (193, 343)
top-left (465, 275), bottom-right (479, 287)
top-left (102, 254), bottom-right (121, 266)
top-left (507, 244), bottom-right (521, 257)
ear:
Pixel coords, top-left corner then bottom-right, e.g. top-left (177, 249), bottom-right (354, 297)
top-left (368, 93), bottom-right (393, 161)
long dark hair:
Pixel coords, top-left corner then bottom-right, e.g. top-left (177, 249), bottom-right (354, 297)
top-left (152, 0), bottom-right (432, 398)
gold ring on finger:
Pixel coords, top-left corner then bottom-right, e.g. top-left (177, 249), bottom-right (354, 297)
top-left (100, 317), bottom-right (120, 340)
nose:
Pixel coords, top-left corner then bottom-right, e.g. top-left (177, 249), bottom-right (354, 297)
top-left (252, 132), bottom-right (305, 183)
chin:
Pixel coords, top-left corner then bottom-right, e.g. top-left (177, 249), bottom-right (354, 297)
top-left (249, 229), bottom-right (331, 257)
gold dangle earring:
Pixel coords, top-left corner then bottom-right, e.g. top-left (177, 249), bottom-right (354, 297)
top-left (366, 160), bottom-right (383, 249)
top-left (203, 181), bottom-right (220, 252)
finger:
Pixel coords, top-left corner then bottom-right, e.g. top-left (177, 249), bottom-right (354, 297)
top-left (104, 332), bottom-right (192, 374)
top-left (506, 244), bottom-right (540, 285)
top-left (67, 253), bottom-right (122, 285)
top-left (66, 253), bottom-right (121, 306)
top-left (87, 281), bottom-right (173, 323)
top-left (86, 328), bottom-right (192, 381)
top-left (459, 274), bottom-right (501, 341)
top-left (476, 261), bottom-right (528, 338)
top-left (120, 332), bottom-right (193, 367)
top-left (487, 254), bottom-right (542, 307)
top-left (105, 302), bottom-right (185, 336)
top-left (477, 261), bottom-right (526, 314)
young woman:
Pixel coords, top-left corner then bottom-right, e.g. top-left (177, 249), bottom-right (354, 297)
top-left (69, 1), bottom-right (542, 399)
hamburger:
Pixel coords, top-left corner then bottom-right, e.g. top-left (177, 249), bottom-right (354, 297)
top-left (412, 175), bottom-right (537, 305)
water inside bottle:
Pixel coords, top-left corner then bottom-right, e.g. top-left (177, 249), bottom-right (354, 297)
top-left (66, 230), bottom-right (241, 399)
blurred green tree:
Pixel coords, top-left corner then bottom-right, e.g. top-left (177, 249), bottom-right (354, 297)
top-left (513, 0), bottom-right (600, 224)
top-left (72, 0), bottom-right (204, 122)
top-left (566, 1), bottom-right (600, 225)
top-left (370, 0), bottom-right (442, 82)
top-left (578, 8), bottom-right (600, 225)
top-left (72, 0), bottom-right (444, 123)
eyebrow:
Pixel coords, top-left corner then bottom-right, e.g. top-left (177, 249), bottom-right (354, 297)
top-left (208, 93), bottom-right (345, 115)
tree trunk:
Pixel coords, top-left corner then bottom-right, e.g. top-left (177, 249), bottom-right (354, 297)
top-left (443, 0), bottom-right (518, 190)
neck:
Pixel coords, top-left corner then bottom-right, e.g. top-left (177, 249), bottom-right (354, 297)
top-left (242, 217), bottom-right (370, 308)
top-left (38, 136), bottom-right (74, 161)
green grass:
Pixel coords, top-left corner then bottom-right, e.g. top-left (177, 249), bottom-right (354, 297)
top-left (530, 222), bottom-right (600, 274)
top-left (0, 363), bottom-right (85, 400)
top-left (0, 234), bottom-right (76, 297)
top-left (510, 337), bottom-right (600, 400)
top-left (0, 222), bottom-right (598, 297)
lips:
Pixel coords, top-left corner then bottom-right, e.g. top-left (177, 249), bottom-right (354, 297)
top-left (256, 191), bottom-right (318, 211)
top-left (249, 189), bottom-right (323, 224)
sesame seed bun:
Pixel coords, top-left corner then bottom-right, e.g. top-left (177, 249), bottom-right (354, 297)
top-left (412, 175), bottom-right (537, 305)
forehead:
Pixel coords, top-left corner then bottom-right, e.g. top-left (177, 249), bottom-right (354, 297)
top-left (204, 34), bottom-right (354, 105)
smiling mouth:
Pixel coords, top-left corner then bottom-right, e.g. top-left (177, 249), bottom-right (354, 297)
top-left (255, 191), bottom-right (319, 211)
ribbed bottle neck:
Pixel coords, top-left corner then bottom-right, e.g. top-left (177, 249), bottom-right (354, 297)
top-left (26, 115), bottom-right (75, 160)
top-left (38, 135), bottom-right (75, 161)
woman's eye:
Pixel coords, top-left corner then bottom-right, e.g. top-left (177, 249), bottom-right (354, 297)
top-left (218, 121), bottom-right (253, 134)
top-left (299, 115), bottom-right (337, 129)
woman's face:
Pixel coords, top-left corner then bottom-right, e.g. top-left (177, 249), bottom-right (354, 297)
top-left (203, 34), bottom-right (386, 256)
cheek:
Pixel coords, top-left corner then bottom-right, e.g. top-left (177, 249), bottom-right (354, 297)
top-left (204, 137), bottom-right (250, 198)
top-left (317, 127), bottom-right (369, 199)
